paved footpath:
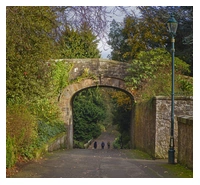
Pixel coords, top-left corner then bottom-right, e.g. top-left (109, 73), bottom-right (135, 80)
top-left (10, 148), bottom-right (176, 178)
top-left (9, 127), bottom-right (178, 178)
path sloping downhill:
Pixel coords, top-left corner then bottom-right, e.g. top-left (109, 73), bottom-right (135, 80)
top-left (9, 126), bottom-right (178, 178)
top-left (88, 125), bottom-right (118, 149)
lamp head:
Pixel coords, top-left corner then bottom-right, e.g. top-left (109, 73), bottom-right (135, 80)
top-left (167, 14), bottom-right (178, 36)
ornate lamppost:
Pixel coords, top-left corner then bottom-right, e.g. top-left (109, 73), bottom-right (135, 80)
top-left (167, 14), bottom-right (178, 164)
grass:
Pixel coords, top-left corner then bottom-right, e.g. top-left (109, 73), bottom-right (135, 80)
top-left (125, 149), bottom-right (193, 178)
top-left (124, 149), bottom-right (154, 160)
top-left (161, 163), bottom-right (193, 178)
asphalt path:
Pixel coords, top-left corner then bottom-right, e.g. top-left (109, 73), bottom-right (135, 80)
top-left (9, 127), bottom-right (176, 178)
top-left (10, 148), bottom-right (175, 178)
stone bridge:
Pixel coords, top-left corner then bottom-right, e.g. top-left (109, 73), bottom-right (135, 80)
top-left (57, 58), bottom-right (134, 149)
top-left (56, 58), bottom-right (193, 161)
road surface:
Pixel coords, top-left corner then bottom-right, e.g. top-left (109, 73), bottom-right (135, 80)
top-left (9, 127), bottom-right (176, 178)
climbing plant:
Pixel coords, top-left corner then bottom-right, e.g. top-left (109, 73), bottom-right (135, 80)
top-left (51, 61), bottom-right (73, 101)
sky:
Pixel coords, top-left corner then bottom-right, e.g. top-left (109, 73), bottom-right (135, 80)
top-left (98, 6), bottom-right (139, 59)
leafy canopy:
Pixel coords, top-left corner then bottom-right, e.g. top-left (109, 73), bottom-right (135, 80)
top-left (58, 23), bottom-right (100, 58)
top-left (6, 6), bottom-right (59, 101)
top-left (73, 88), bottom-right (106, 144)
top-left (108, 6), bottom-right (193, 76)
top-left (125, 48), bottom-right (192, 101)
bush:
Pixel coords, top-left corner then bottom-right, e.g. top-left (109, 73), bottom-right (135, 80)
top-left (6, 98), bottom-right (66, 168)
top-left (37, 120), bottom-right (66, 146)
top-left (113, 137), bottom-right (121, 149)
top-left (112, 132), bottom-right (130, 149)
top-left (73, 140), bottom-right (85, 149)
top-left (6, 135), bottom-right (17, 168)
top-left (6, 103), bottom-right (38, 161)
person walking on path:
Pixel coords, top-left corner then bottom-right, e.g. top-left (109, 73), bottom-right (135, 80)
top-left (101, 141), bottom-right (105, 149)
top-left (94, 141), bottom-right (97, 149)
top-left (107, 141), bottom-right (110, 149)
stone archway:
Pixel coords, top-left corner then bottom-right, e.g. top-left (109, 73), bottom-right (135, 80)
top-left (59, 77), bottom-right (134, 149)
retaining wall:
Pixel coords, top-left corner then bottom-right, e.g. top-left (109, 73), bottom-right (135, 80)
top-left (134, 96), bottom-right (193, 159)
top-left (177, 116), bottom-right (193, 169)
top-left (48, 132), bottom-right (67, 152)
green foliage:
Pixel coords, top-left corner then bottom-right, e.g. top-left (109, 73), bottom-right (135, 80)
top-left (29, 98), bottom-right (61, 123)
top-left (108, 15), bottom-right (166, 62)
top-left (73, 140), bottom-right (85, 149)
top-left (111, 90), bottom-right (132, 148)
top-left (138, 6), bottom-right (193, 76)
top-left (36, 121), bottom-right (66, 146)
top-left (113, 137), bottom-right (121, 149)
top-left (58, 23), bottom-right (100, 58)
top-left (125, 48), bottom-right (192, 101)
top-left (6, 6), bottom-right (109, 167)
top-left (6, 7), bottom-right (59, 101)
top-left (107, 19), bottom-right (130, 61)
top-left (6, 136), bottom-right (17, 168)
top-left (176, 75), bottom-right (193, 95)
top-left (51, 61), bottom-right (73, 99)
top-left (108, 6), bottom-right (193, 75)
top-left (113, 134), bottom-right (130, 149)
top-left (73, 88), bottom-right (106, 145)
top-left (6, 103), bottom-right (38, 162)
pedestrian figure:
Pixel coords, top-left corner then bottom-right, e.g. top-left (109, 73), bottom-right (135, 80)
top-left (94, 141), bottom-right (97, 149)
top-left (107, 141), bottom-right (110, 149)
top-left (101, 141), bottom-right (105, 149)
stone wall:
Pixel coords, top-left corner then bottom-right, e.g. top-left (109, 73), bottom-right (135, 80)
top-left (177, 116), bottom-right (193, 169)
top-left (33, 132), bottom-right (67, 159)
top-left (155, 96), bottom-right (193, 159)
top-left (47, 132), bottom-right (67, 152)
top-left (134, 96), bottom-right (193, 159)
top-left (55, 58), bottom-right (130, 81)
top-left (134, 100), bottom-right (156, 157)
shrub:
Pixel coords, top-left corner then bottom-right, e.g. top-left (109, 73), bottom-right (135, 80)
top-left (73, 140), bottom-right (85, 149)
top-left (6, 135), bottom-right (17, 168)
top-left (113, 137), bottom-right (121, 149)
top-left (37, 120), bottom-right (66, 146)
top-left (6, 103), bottom-right (38, 161)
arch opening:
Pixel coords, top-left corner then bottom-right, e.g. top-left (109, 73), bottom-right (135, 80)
top-left (59, 75), bottom-right (135, 149)
top-left (70, 85), bottom-right (135, 149)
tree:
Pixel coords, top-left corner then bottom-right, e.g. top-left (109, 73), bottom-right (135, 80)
top-left (73, 88), bottom-right (106, 145)
top-left (54, 6), bottom-right (131, 39)
top-left (125, 48), bottom-right (192, 101)
top-left (111, 90), bottom-right (132, 149)
top-left (137, 6), bottom-right (193, 76)
top-left (108, 14), bottom-right (167, 62)
top-left (6, 7), bottom-right (64, 166)
top-left (6, 6), bottom-right (59, 101)
top-left (107, 19), bottom-right (131, 61)
top-left (58, 23), bottom-right (100, 58)
top-left (108, 6), bottom-right (193, 76)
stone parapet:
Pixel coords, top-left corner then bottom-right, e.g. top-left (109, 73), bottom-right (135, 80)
top-left (134, 96), bottom-right (193, 159)
top-left (177, 116), bottom-right (193, 169)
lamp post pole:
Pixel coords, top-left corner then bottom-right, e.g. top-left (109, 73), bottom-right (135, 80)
top-left (167, 14), bottom-right (178, 164)
top-left (168, 34), bottom-right (175, 164)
